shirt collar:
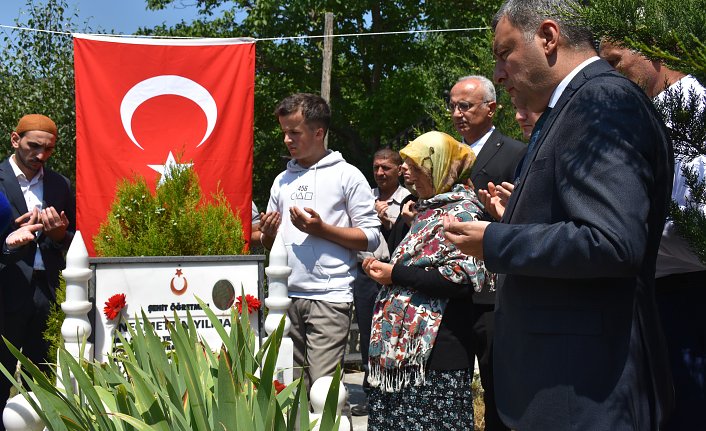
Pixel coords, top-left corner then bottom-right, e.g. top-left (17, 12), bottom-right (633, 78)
top-left (467, 126), bottom-right (495, 149)
top-left (10, 154), bottom-right (44, 184)
top-left (655, 75), bottom-right (699, 103)
top-left (374, 185), bottom-right (408, 202)
top-left (389, 185), bottom-right (409, 203)
top-left (547, 56), bottom-right (600, 108)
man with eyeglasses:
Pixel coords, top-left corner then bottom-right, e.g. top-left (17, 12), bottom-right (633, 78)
top-left (448, 75), bottom-right (525, 431)
top-left (449, 75), bottom-right (526, 197)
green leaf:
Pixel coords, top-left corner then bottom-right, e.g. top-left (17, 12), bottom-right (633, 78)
top-left (214, 351), bottom-right (238, 430)
top-left (114, 383), bottom-right (140, 431)
top-left (167, 312), bottom-right (211, 430)
top-left (120, 362), bottom-right (168, 429)
top-left (60, 350), bottom-right (116, 430)
top-left (109, 412), bottom-right (160, 431)
top-left (196, 296), bottom-right (231, 348)
top-left (293, 377), bottom-right (311, 431)
top-left (318, 365), bottom-right (343, 431)
top-left (276, 378), bottom-right (299, 409)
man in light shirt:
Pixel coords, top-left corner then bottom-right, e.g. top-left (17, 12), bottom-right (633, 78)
top-left (0, 114), bottom-right (74, 424)
top-left (259, 94), bottom-right (381, 398)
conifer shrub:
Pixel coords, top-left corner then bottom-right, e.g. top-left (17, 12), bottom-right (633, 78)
top-left (94, 164), bottom-right (246, 257)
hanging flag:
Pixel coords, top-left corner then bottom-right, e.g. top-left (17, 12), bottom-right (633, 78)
top-left (74, 35), bottom-right (255, 255)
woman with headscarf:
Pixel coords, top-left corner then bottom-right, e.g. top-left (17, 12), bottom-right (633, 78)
top-left (362, 131), bottom-right (491, 430)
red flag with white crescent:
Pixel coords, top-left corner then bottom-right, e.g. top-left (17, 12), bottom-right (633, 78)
top-left (74, 35), bottom-right (255, 255)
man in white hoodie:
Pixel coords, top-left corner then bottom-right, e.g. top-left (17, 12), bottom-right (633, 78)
top-left (259, 93), bottom-right (381, 391)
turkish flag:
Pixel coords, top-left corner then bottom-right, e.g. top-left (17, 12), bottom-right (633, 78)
top-left (74, 35), bottom-right (255, 255)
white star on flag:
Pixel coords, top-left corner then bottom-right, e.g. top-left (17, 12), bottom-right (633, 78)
top-left (148, 151), bottom-right (194, 185)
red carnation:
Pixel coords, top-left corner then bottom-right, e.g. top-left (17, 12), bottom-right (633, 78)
top-left (273, 379), bottom-right (286, 394)
top-left (104, 293), bottom-right (126, 321)
top-left (235, 294), bottom-right (262, 314)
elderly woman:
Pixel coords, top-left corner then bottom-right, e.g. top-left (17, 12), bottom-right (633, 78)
top-left (362, 131), bottom-right (491, 430)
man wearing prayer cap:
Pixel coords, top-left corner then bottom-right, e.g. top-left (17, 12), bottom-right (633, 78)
top-left (0, 114), bottom-right (75, 423)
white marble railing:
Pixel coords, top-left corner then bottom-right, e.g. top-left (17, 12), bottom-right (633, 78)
top-left (310, 375), bottom-right (350, 431)
top-left (59, 232), bottom-right (94, 374)
top-left (264, 233), bottom-right (294, 384)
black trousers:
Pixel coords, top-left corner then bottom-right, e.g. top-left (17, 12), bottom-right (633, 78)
top-left (0, 271), bottom-right (53, 430)
top-left (656, 270), bottom-right (706, 431)
top-left (472, 302), bottom-right (510, 431)
top-left (353, 264), bottom-right (379, 391)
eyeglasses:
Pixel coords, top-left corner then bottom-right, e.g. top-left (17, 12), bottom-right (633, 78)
top-left (446, 100), bottom-right (489, 113)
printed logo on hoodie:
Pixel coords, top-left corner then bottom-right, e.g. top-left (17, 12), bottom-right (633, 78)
top-left (291, 184), bottom-right (314, 201)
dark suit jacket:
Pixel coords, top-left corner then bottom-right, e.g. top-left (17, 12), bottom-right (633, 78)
top-left (484, 60), bottom-right (674, 430)
top-left (0, 158), bottom-right (75, 313)
top-left (469, 129), bottom-right (525, 304)
top-left (470, 128), bottom-right (526, 194)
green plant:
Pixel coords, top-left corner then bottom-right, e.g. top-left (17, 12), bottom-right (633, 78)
top-left (42, 276), bottom-right (67, 369)
top-left (0, 0), bottom-right (83, 184)
top-left (575, 0), bottom-right (706, 264)
top-left (1, 298), bottom-right (342, 430)
top-left (94, 163), bottom-right (246, 257)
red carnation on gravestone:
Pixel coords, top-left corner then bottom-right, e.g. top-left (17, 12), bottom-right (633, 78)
top-left (273, 379), bottom-right (286, 394)
top-left (104, 293), bottom-right (127, 321)
top-left (235, 294), bottom-right (262, 314)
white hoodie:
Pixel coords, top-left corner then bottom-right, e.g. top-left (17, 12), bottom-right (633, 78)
top-left (267, 151), bottom-right (381, 302)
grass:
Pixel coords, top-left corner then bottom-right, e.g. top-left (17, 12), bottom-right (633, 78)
top-left (473, 372), bottom-right (486, 431)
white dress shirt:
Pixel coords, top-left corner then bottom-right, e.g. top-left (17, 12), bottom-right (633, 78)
top-left (9, 154), bottom-right (45, 270)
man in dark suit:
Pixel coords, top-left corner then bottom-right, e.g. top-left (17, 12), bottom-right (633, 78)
top-left (450, 75), bottom-right (526, 195)
top-left (600, 39), bottom-right (706, 431)
top-left (448, 75), bottom-right (525, 431)
top-left (443, 1), bottom-right (674, 429)
top-left (0, 114), bottom-right (74, 422)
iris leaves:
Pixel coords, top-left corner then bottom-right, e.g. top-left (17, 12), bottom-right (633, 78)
top-left (1, 299), bottom-right (341, 430)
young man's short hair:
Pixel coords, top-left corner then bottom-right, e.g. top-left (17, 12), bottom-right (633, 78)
top-left (275, 93), bottom-right (331, 134)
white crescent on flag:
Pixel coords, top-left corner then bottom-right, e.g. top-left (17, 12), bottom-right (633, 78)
top-left (119, 74), bottom-right (218, 150)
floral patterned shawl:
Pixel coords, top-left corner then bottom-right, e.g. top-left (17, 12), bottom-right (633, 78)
top-left (368, 132), bottom-right (491, 392)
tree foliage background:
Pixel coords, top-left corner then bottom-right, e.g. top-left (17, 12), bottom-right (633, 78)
top-left (0, 0), bottom-right (81, 184)
top-left (139, 0), bottom-right (519, 210)
top-left (576, 0), bottom-right (706, 263)
top-left (1, 0), bottom-right (522, 212)
top-left (4, 0), bottom-right (704, 262)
